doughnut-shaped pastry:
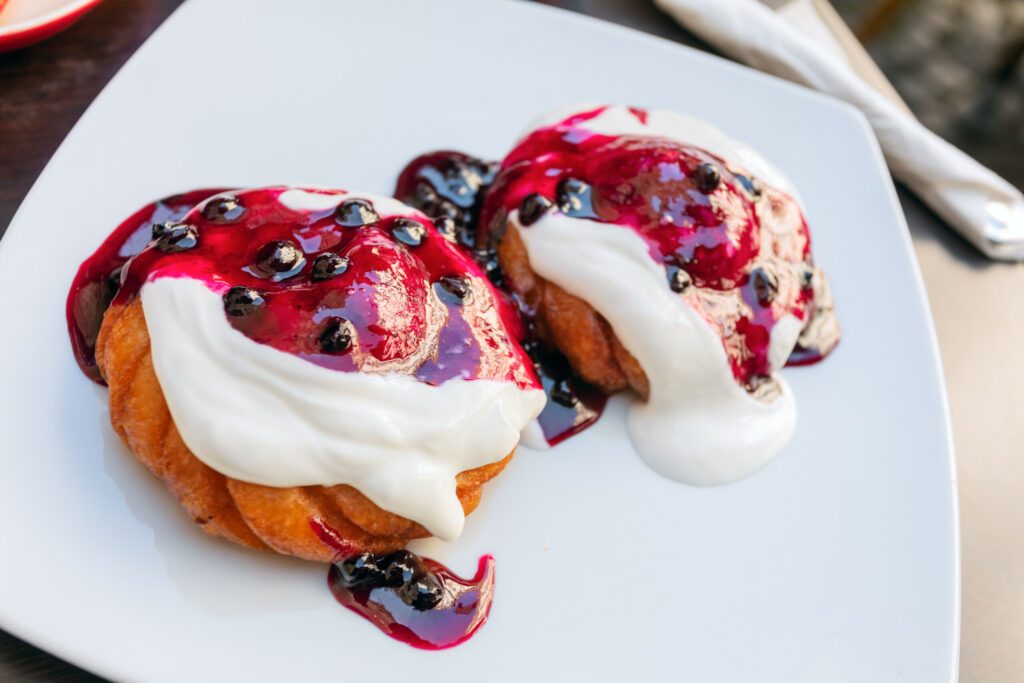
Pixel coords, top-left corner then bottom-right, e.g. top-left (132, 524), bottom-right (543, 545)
top-left (477, 105), bottom-right (840, 484)
top-left (76, 186), bottom-right (543, 561)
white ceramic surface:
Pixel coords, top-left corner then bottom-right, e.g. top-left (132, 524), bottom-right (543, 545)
top-left (0, 0), bottom-right (959, 681)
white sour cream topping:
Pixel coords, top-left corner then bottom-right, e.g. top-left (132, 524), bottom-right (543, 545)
top-left (514, 105), bottom-right (806, 484)
top-left (276, 187), bottom-right (413, 215)
top-left (141, 193), bottom-right (544, 542)
top-left (277, 188), bottom-right (345, 212)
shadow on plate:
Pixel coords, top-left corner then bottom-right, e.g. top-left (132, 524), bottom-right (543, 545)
top-left (97, 411), bottom-right (328, 618)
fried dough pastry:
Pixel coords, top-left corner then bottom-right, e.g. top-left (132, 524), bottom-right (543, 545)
top-left (486, 106), bottom-right (840, 402)
top-left (498, 225), bottom-right (650, 399)
top-left (96, 300), bottom-right (510, 562)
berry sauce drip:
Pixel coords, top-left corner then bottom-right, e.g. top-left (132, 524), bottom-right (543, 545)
top-left (525, 339), bottom-right (607, 446)
top-left (395, 151), bottom-right (498, 253)
top-left (69, 186), bottom-right (538, 390)
top-left (66, 188), bottom-right (226, 384)
top-left (478, 105), bottom-right (839, 391)
top-left (397, 153), bottom-right (607, 444)
top-left (311, 520), bottom-right (494, 650)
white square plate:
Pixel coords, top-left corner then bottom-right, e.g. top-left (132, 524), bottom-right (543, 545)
top-left (0, 0), bottom-right (959, 680)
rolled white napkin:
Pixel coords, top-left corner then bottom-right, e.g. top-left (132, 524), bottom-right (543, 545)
top-left (654, 0), bottom-right (1024, 261)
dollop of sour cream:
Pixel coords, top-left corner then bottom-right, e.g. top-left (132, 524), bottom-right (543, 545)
top-left (514, 105), bottom-right (808, 485)
top-left (141, 190), bottom-right (544, 542)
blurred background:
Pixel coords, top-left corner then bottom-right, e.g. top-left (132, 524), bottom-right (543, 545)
top-left (544, 0), bottom-right (1024, 187)
top-left (836, 0), bottom-right (1023, 187)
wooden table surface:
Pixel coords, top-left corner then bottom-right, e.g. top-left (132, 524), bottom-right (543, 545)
top-left (1, 1), bottom-right (1021, 681)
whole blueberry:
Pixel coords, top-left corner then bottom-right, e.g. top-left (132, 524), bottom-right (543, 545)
top-left (255, 240), bottom-right (305, 280)
top-left (668, 266), bottom-right (692, 293)
top-left (436, 275), bottom-right (471, 305)
top-left (311, 253), bottom-right (349, 282)
top-left (693, 162), bottom-right (721, 193)
top-left (336, 199), bottom-right (379, 227)
top-left (400, 575), bottom-right (444, 611)
top-left (379, 549), bottom-right (424, 588)
top-left (223, 287), bottom-right (265, 317)
top-left (391, 218), bottom-right (427, 247)
top-left (154, 223), bottom-right (198, 253)
top-left (337, 552), bottom-right (383, 587)
top-left (150, 221), bottom-right (173, 241)
top-left (202, 195), bottom-right (245, 223)
top-left (518, 193), bottom-right (553, 226)
top-left (319, 317), bottom-right (354, 353)
top-left (549, 378), bottom-right (579, 408)
top-left (556, 177), bottom-right (598, 219)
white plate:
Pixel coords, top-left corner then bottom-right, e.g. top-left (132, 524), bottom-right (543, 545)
top-left (0, 0), bottom-right (959, 680)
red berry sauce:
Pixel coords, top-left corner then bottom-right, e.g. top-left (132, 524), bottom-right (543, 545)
top-left (66, 188), bottom-right (226, 383)
top-left (478, 105), bottom-right (839, 392)
top-left (397, 153), bottom-right (608, 445)
top-left (67, 186), bottom-right (538, 391)
top-left (312, 519), bottom-right (495, 650)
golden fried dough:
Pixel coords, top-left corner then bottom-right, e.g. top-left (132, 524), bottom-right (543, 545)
top-left (498, 224), bottom-right (650, 398)
top-left (96, 300), bottom-right (512, 562)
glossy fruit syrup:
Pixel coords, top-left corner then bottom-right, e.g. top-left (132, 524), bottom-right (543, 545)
top-left (312, 519), bottom-right (495, 650)
top-left (66, 188), bottom-right (225, 383)
top-left (397, 152), bottom-right (608, 444)
top-left (67, 186), bottom-right (538, 391)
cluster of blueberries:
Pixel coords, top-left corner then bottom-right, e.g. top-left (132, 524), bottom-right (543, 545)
top-left (144, 193), bottom-right (478, 356)
top-left (399, 154), bottom-right (500, 288)
top-left (403, 154), bottom-right (497, 251)
top-left (336, 549), bottom-right (445, 612)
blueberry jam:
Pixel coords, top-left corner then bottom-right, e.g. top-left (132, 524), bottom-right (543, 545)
top-left (525, 339), bottom-right (607, 446)
top-left (312, 519), bottom-right (495, 650)
top-left (66, 188), bottom-right (226, 383)
top-left (69, 186), bottom-right (537, 390)
top-left (395, 151), bottom-right (498, 251)
top-left (478, 105), bottom-right (839, 390)
top-left (397, 152), bottom-right (609, 445)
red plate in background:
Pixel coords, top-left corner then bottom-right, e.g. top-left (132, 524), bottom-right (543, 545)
top-left (0, 0), bottom-right (103, 52)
